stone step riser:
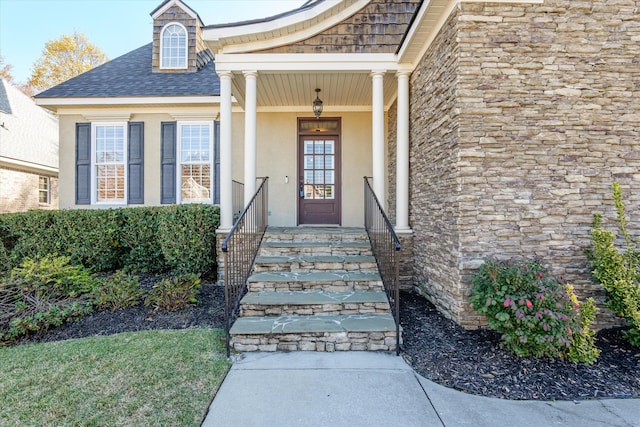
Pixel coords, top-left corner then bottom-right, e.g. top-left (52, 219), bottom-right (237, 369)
top-left (252, 262), bottom-right (378, 273)
top-left (248, 281), bottom-right (384, 293)
top-left (231, 331), bottom-right (399, 352)
top-left (240, 301), bottom-right (390, 317)
top-left (264, 234), bottom-right (369, 243)
top-left (259, 247), bottom-right (372, 257)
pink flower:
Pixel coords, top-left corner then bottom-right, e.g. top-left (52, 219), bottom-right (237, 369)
top-left (539, 272), bottom-right (543, 279)
top-left (504, 298), bottom-right (511, 307)
top-left (526, 299), bottom-right (533, 308)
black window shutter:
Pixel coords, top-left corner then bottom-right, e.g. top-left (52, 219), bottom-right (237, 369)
top-left (161, 122), bottom-right (177, 204)
top-left (75, 123), bottom-right (91, 204)
top-left (214, 121), bottom-right (220, 204)
top-left (128, 122), bottom-right (144, 204)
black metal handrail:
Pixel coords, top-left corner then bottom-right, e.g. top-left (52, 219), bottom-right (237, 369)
top-left (232, 180), bottom-right (244, 222)
top-left (221, 177), bottom-right (269, 357)
top-left (364, 177), bottom-right (401, 356)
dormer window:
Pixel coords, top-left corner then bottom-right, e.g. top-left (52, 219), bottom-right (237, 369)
top-left (161, 23), bottom-right (188, 69)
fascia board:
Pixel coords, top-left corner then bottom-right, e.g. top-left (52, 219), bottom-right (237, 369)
top-left (0, 157), bottom-right (58, 175)
top-left (215, 53), bottom-right (398, 72)
top-left (35, 96), bottom-right (223, 107)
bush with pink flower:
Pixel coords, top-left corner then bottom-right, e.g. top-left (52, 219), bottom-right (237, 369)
top-left (470, 257), bottom-right (599, 363)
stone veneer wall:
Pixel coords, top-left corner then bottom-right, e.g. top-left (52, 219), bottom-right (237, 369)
top-left (152, 4), bottom-right (207, 73)
top-left (411, 0), bottom-right (640, 329)
top-left (409, 7), bottom-right (464, 323)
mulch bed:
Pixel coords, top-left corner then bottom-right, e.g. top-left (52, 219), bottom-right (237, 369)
top-left (16, 278), bottom-right (640, 401)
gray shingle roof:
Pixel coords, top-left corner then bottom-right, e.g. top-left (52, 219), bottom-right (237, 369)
top-left (0, 80), bottom-right (12, 114)
top-left (35, 43), bottom-right (220, 99)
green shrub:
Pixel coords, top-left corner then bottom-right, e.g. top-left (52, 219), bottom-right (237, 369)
top-left (120, 207), bottom-right (165, 273)
top-left (0, 256), bottom-right (97, 342)
top-left (144, 274), bottom-right (201, 312)
top-left (0, 205), bottom-right (220, 276)
top-left (470, 258), bottom-right (588, 359)
top-left (588, 182), bottom-right (640, 347)
top-left (95, 271), bottom-right (142, 312)
top-left (0, 239), bottom-right (10, 278)
top-left (0, 210), bottom-right (57, 266)
top-left (52, 209), bottom-right (124, 272)
top-left (157, 205), bottom-right (219, 276)
top-left (566, 285), bottom-right (600, 364)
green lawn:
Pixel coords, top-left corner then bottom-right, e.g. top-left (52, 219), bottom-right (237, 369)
top-left (0, 329), bottom-right (230, 427)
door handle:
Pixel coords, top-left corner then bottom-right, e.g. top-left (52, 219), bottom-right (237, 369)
top-left (299, 180), bottom-right (305, 199)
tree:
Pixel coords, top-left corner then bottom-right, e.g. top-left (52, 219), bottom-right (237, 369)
top-left (27, 31), bottom-right (108, 94)
top-left (0, 54), bottom-right (15, 84)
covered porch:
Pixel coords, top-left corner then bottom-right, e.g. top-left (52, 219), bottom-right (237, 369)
top-left (202, 0), bottom-right (416, 232)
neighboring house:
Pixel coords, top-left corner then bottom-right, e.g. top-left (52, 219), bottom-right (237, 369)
top-left (35, 0), bottom-right (640, 328)
top-left (1, 79), bottom-right (58, 213)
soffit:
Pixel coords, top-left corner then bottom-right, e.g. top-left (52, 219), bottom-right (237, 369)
top-left (230, 71), bottom-right (397, 111)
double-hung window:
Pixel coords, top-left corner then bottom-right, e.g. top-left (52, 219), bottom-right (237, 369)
top-left (92, 122), bottom-right (127, 204)
top-left (178, 122), bottom-right (213, 203)
top-left (38, 176), bottom-right (50, 205)
top-left (160, 23), bottom-right (187, 69)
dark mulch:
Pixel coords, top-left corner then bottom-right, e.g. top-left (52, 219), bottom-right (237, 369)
top-left (400, 291), bottom-right (640, 401)
top-left (15, 278), bottom-right (640, 401)
top-left (17, 275), bottom-right (225, 345)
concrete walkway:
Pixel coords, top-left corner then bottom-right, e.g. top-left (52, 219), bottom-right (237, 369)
top-left (202, 352), bottom-right (639, 427)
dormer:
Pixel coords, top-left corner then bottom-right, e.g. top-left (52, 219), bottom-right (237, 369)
top-left (150, 0), bottom-right (209, 73)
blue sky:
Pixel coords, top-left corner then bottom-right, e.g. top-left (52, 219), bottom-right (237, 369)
top-left (0, 0), bottom-right (306, 84)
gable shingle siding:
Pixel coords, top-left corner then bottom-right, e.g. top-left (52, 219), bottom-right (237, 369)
top-left (256, 0), bottom-right (422, 54)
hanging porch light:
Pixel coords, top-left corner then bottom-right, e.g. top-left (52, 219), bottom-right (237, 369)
top-left (312, 88), bottom-right (323, 119)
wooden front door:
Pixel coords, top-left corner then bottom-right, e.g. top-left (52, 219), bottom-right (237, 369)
top-left (298, 118), bottom-right (341, 225)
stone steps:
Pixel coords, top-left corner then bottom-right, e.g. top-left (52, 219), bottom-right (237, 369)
top-left (239, 290), bottom-right (390, 316)
top-left (247, 271), bottom-right (383, 292)
top-left (229, 227), bottom-right (400, 353)
top-left (259, 241), bottom-right (372, 256)
top-left (230, 314), bottom-right (398, 352)
top-left (252, 255), bottom-right (377, 273)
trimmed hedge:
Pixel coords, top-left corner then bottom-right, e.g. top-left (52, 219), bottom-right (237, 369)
top-left (0, 205), bottom-right (220, 277)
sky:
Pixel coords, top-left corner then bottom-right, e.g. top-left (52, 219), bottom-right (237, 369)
top-left (0, 0), bottom-right (307, 85)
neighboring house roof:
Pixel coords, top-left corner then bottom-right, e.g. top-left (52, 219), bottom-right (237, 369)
top-left (35, 43), bottom-right (219, 99)
top-left (0, 79), bottom-right (58, 173)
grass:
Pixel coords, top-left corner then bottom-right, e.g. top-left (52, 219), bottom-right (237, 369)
top-left (0, 329), bottom-right (230, 427)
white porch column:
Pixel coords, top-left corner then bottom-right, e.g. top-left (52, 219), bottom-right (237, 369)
top-left (219, 71), bottom-right (233, 230)
top-left (371, 70), bottom-right (386, 209)
top-left (243, 71), bottom-right (258, 205)
top-left (396, 71), bottom-right (410, 231)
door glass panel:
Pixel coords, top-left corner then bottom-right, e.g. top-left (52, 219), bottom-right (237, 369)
top-left (325, 156), bottom-right (334, 169)
top-left (304, 141), bottom-right (314, 155)
top-left (324, 185), bottom-right (334, 199)
top-left (325, 141), bottom-right (334, 154)
top-left (314, 155), bottom-right (325, 169)
top-left (325, 171), bottom-right (334, 185)
top-left (305, 155), bottom-right (314, 169)
top-left (314, 170), bottom-right (324, 185)
top-left (314, 141), bottom-right (324, 154)
top-left (304, 171), bottom-right (314, 183)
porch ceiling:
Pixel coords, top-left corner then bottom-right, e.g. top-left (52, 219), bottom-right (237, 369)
top-left (230, 71), bottom-right (398, 111)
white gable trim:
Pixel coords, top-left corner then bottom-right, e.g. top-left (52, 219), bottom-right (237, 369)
top-left (152, 0), bottom-right (198, 20)
top-left (204, 0), bottom-right (369, 53)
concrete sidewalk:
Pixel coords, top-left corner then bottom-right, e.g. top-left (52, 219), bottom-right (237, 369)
top-left (202, 352), bottom-right (639, 427)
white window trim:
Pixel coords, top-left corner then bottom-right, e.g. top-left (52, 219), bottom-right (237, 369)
top-left (177, 121), bottom-right (214, 204)
top-left (38, 176), bottom-right (50, 205)
top-left (160, 22), bottom-right (188, 70)
top-left (90, 122), bottom-right (128, 205)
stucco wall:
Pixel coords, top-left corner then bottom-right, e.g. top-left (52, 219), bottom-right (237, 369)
top-left (257, 112), bottom-right (373, 227)
top-left (57, 110), bottom-right (373, 226)
top-left (411, 1), bottom-right (640, 328)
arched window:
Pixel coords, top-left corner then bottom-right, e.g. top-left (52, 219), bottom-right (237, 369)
top-left (161, 23), bottom-right (187, 69)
